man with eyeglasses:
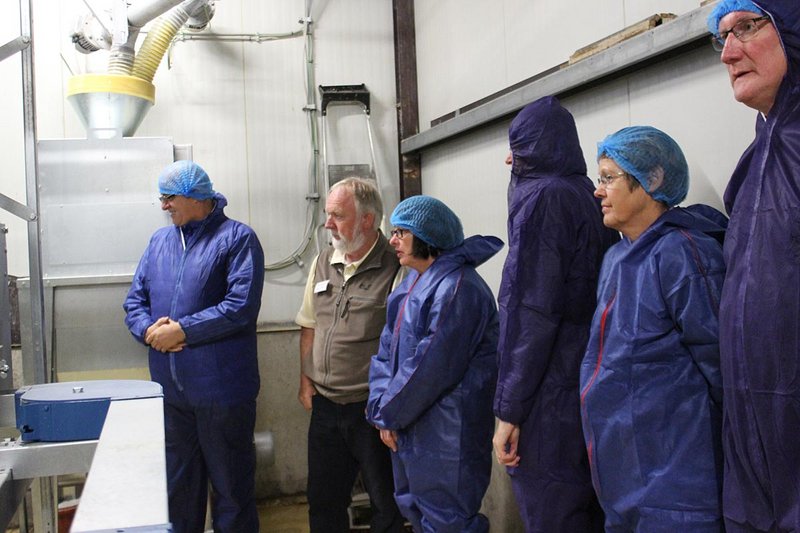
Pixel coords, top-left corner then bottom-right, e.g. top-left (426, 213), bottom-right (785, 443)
top-left (124, 160), bottom-right (265, 532)
top-left (492, 97), bottom-right (618, 532)
top-left (708, 1), bottom-right (800, 531)
top-left (294, 177), bottom-right (405, 533)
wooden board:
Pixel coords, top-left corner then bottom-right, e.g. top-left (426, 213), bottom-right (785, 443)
top-left (569, 14), bottom-right (678, 64)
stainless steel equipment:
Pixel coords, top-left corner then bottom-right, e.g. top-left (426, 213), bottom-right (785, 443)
top-left (17, 137), bottom-right (175, 384)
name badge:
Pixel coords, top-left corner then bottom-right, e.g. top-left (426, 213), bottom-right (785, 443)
top-left (314, 280), bottom-right (330, 294)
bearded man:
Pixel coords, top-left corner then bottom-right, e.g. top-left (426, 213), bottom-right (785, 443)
top-left (294, 177), bottom-right (405, 533)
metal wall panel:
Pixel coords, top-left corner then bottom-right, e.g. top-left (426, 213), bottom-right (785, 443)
top-left (38, 138), bottom-right (174, 278)
top-left (415, 0), bottom-right (708, 131)
top-left (421, 50), bottom-right (757, 296)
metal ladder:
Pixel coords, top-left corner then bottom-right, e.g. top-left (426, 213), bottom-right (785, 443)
top-left (318, 84), bottom-right (381, 193)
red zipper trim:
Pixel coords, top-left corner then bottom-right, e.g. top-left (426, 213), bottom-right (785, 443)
top-left (581, 292), bottom-right (615, 402)
top-left (580, 291), bottom-right (615, 496)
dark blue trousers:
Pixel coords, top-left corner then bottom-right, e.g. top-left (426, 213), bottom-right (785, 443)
top-left (307, 395), bottom-right (404, 533)
top-left (164, 397), bottom-right (258, 533)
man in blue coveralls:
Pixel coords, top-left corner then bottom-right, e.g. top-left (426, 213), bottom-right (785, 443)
top-left (124, 160), bottom-right (265, 533)
top-left (708, 1), bottom-right (800, 530)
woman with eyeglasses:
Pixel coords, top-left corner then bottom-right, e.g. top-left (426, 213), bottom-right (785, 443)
top-left (366, 195), bottom-right (502, 533)
top-left (579, 126), bottom-right (728, 532)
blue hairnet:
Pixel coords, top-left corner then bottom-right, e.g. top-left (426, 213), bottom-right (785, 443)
top-left (597, 126), bottom-right (689, 207)
top-left (390, 195), bottom-right (464, 250)
top-left (158, 160), bottom-right (215, 200)
top-left (707, 0), bottom-right (764, 35)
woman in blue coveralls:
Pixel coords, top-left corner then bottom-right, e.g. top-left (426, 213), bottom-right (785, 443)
top-left (367, 195), bottom-right (501, 533)
top-left (579, 127), bottom-right (727, 532)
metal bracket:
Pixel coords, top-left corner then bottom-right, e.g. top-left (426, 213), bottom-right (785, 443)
top-left (319, 84), bottom-right (371, 116)
top-left (0, 192), bottom-right (36, 221)
top-left (0, 36), bottom-right (30, 63)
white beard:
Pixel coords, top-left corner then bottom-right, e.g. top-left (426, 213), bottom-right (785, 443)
top-left (330, 226), bottom-right (366, 256)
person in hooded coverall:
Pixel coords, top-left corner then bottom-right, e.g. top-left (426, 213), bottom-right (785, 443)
top-left (579, 127), bottom-right (727, 532)
top-left (491, 96), bottom-right (618, 533)
top-left (367, 195), bottom-right (501, 533)
top-left (708, 1), bottom-right (800, 530)
top-left (124, 161), bottom-right (264, 533)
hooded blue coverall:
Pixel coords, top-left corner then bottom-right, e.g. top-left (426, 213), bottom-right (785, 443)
top-left (580, 205), bottom-right (727, 532)
top-left (367, 235), bottom-right (501, 533)
top-left (714, 2), bottom-right (800, 530)
top-left (493, 96), bottom-right (618, 532)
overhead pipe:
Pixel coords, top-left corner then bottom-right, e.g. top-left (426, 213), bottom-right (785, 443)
top-left (126, 0), bottom-right (185, 29)
top-left (108, 0), bottom-right (183, 75)
top-left (130, 0), bottom-right (208, 82)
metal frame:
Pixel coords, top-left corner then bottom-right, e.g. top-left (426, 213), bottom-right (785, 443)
top-left (18, 0), bottom-right (48, 389)
top-left (0, 2), bottom-right (56, 529)
top-left (0, 226), bottom-right (11, 393)
top-left (400, 4), bottom-right (715, 154)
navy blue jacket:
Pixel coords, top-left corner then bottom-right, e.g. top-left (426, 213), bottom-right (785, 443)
top-left (580, 206), bottom-right (726, 532)
top-left (493, 97), bottom-right (616, 532)
top-left (367, 235), bottom-right (501, 531)
top-left (719, 1), bottom-right (800, 530)
top-left (124, 193), bottom-right (265, 406)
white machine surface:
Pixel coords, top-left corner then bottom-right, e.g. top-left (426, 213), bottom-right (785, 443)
top-left (71, 396), bottom-right (170, 532)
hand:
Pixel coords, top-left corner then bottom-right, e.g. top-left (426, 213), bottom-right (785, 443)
top-left (146, 319), bottom-right (186, 353)
top-left (145, 317), bottom-right (170, 343)
top-left (380, 429), bottom-right (398, 452)
top-left (493, 420), bottom-right (521, 467)
top-left (298, 374), bottom-right (317, 411)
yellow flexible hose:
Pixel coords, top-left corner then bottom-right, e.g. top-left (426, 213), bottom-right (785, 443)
top-left (131, 7), bottom-right (188, 82)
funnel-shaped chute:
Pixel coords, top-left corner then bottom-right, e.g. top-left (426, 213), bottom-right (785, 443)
top-left (67, 0), bottom-right (213, 138)
top-left (66, 74), bottom-right (155, 139)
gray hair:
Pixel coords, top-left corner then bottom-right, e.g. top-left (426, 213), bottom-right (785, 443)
top-left (330, 177), bottom-right (383, 230)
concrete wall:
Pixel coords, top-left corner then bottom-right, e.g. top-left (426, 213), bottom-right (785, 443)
top-left (255, 329), bottom-right (309, 498)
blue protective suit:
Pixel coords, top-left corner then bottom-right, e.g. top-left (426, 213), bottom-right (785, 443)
top-left (124, 193), bottom-right (264, 532)
top-left (718, 2), bottom-right (800, 530)
top-left (493, 96), bottom-right (617, 532)
top-left (367, 235), bottom-right (502, 533)
top-left (580, 206), bottom-right (727, 532)
top-left (124, 193), bottom-right (264, 406)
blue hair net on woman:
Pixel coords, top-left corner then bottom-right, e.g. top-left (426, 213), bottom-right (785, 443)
top-left (707, 0), bottom-right (764, 35)
top-left (158, 160), bottom-right (215, 200)
top-left (597, 126), bottom-right (689, 207)
top-left (390, 195), bottom-right (464, 250)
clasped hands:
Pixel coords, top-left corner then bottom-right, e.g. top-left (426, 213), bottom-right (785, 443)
top-left (145, 316), bottom-right (187, 353)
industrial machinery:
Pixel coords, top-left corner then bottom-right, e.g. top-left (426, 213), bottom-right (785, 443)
top-left (1, 380), bottom-right (171, 532)
top-left (0, 1), bottom-right (231, 531)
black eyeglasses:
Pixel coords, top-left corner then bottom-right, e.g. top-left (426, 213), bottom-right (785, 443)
top-left (159, 194), bottom-right (176, 203)
top-left (390, 228), bottom-right (408, 239)
top-left (711, 16), bottom-right (771, 52)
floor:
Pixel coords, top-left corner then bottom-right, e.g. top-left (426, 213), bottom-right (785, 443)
top-left (258, 496), bottom-right (311, 533)
top-left (6, 494), bottom-right (403, 533)
top-left (5, 496), bottom-right (312, 533)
